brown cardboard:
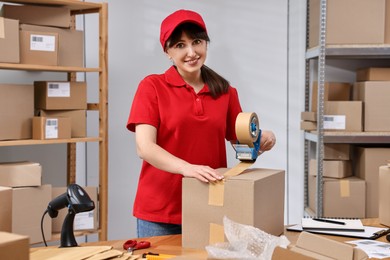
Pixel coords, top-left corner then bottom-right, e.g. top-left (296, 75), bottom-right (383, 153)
top-left (20, 30), bottom-right (58, 66)
top-left (0, 17), bottom-right (19, 63)
top-left (182, 168), bottom-right (285, 249)
top-left (308, 176), bottom-right (366, 218)
top-left (1, 4), bottom-right (71, 28)
top-left (20, 24), bottom-right (84, 67)
top-left (0, 187), bottom-right (12, 232)
top-left (356, 68), bottom-right (390, 81)
top-left (52, 186), bottom-right (99, 232)
top-left (309, 0), bottom-right (386, 48)
top-left (300, 121), bottom-right (317, 131)
top-left (324, 101), bottom-right (363, 132)
top-left (32, 116), bottom-right (71, 140)
top-left (0, 232), bottom-right (29, 260)
top-left (309, 159), bottom-right (352, 178)
top-left (311, 82), bottom-right (351, 112)
top-left (34, 81), bottom-right (87, 110)
top-left (354, 147), bottom-right (390, 217)
top-left (38, 110), bottom-right (86, 138)
top-left (0, 84), bottom-right (34, 141)
top-left (12, 184), bottom-right (52, 244)
top-left (273, 232), bottom-right (368, 260)
top-left (0, 161), bottom-right (41, 187)
top-left (379, 165), bottom-right (390, 226)
top-left (301, 111), bottom-right (317, 122)
top-left (324, 144), bottom-right (350, 160)
top-left (354, 81), bottom-right (390, 132)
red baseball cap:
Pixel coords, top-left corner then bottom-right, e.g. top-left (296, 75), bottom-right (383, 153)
top-left (160, 9), bottom-right (207, 50)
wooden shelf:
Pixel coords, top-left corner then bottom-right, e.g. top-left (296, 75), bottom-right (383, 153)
top-left (1, 0), bottom-right (102, 11)
top-left (0, 63), bottom-right (100, 72)
top-left (0, 137), bottom-right (101, 147)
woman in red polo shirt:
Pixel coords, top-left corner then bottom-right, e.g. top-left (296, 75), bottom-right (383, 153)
top-left (127, 9), bottom-right (276, 237)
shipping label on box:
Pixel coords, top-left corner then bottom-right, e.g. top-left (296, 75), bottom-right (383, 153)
top-left (0, 17), bottom-right (19, 63)
top-left (182, 168), bottom-right (285, 249)
top-left (0, 161), bottom-right (42, 187)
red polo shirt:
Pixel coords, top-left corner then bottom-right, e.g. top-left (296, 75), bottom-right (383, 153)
top-left (127, 66), bottom-right (242, 224)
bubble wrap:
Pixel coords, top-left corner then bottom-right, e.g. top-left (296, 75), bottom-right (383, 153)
top-left (205, 216), bottom-right (290, 259)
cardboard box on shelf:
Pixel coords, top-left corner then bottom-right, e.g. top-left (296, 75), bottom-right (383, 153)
top-left (0, 161), bottom-right (41, 187)
top-left (324, 101), bottom-right (363, 132)
top-left (379, 165), bottom-right (390, 227)
top-left (0, 84), bottom-right (34, 141)
top-left (354, 81), bottom-right (390, 132)
top-left (309, 0), bottom-right (387, 48)
top-left (32, 116), bottom-right (71, 140)
top-left (354, 147), bottom-right (390, 218)
top-left (38, 110), bottom-right (86, 138)
top-left (12, 184), bottom-right (52, 244)
top-left (300, 121), bottom-right (317, 131)
top-left (308, 175), bottom-right (366, 218)
top-left (1, 4), bottom-right (71, 28)
top-left (324, 144), bottom-right (350, 160)
top-left (301, 111), bottom-right (317, 122)
top-left (356, 68), bottom-right (390, 81)
top-left (0, 187), bottom-right (12, 232)
top-left (34, 81), bottom-right (87, 110)
top-left (20, 30), bottom-right (58, 66)
top-left (309, 159), bottom-right (352, 179)
top-left (0, 232), bottom-right (29, 260)
top-left (20, 24), bottom-right (84, 67)
top-left (182, 168), bottom-right (285, 249)
top-left (52, 186), bottom-right (99, 232)
top-left (272, 232), bottom-right (368, 260)
top-left (311, 82), bottom-right (351, 112)
top-left (0, 17), bottom-right (19, 63)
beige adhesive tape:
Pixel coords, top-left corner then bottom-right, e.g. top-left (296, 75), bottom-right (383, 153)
top-left (209, 223), bottom-right (225, 245)
top-left (339, 179), bottom-right (350, 198)
top-left (235, 112), bottom-right (259, 148)
top-left (0, 18), bottom-right (5, 39)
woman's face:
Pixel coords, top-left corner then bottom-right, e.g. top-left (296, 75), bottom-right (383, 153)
top-left (166, 32), bottom-right (207, 78)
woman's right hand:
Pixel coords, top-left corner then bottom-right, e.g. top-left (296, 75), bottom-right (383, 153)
top-left (178, 164), bottom-right (224, 183)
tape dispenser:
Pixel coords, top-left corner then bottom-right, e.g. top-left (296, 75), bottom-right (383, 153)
top-left (232, 112), bottom-right (261, 161)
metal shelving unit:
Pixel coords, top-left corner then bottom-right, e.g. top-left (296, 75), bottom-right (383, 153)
top-left (304, 0), bottom-right (390, 217)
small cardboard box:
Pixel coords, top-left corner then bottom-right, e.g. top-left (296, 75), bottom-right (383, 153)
top-left (354, 147), bottom-right (390, 218)
top-left (272, 232), bottom-right (368, 260)
top-left (354, 81), bottom-right (390, 132)
top-left (34, 81), bottom-right (87, 110)
top-left (0, 187), bottom-right (12, 232)
top-left (20, 30), bottom-right (58, 66)
top-left (356, 68), bottom-right (390, 81)
top-left (52, 186), bottom-right (99, 232)
top-left (300, 121), bottom-right (317, 131)
top-left (0, 161), bottom-right (42, 187)
top-left (379, 165), bottom-right (390, 227)
top-left (324, 144), bottom-right (350, 160)
top-left (1, 4), bottom-right (71, 28)
top-left (0, 84), bottom-right (34, 141)
top-left (309, 0), bottom-right (387, 48)
top-left (301, 111), bottom-right (317, 122)
top-left (309, 159), bottom-right (352, 178)
top-left (38, 110), bottom-right (86, 138)
top-left (324, 101), bottom-right (363, 132)
top-left (12, 184), bottom-right (52, 244)
top-left (182, 168), bottom-right (285, 249)
top-left (0, 17), bottom-right (19, 63)
top-left (308, 176), bottom-right (366, 218)
top-left (0, 232), bottom-right (29, 260)
top-left (32, 116), bottom-right (71, 140)
top-left (21, 24), bottom-right (84, 67)
top-left (311, 82), bottom-right (351, 112)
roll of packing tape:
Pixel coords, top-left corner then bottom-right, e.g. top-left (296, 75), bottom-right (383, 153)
top-left (235, 112), bottom-right (260, 147)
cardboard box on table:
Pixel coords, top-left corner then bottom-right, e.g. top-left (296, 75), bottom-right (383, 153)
top-left (0, 161), bottom-right (42, 187)
top-left (0, 17), bottom-right (19, 63)
top-left (272, 232), bottom-right (368, 260)
top-left (182, 168), bottom-right (285, 249)
top-left (379, 165), bottom-right (390, 226)
top-left (0, 232), bottom-right (29, 260)
top-left (0, 84), bottom-right (34, 141)
top-left (0, 187), bottom-right (12, 232)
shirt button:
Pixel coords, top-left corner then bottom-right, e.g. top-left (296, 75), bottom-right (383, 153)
top-left (196, 98), bottom-right (200, 101)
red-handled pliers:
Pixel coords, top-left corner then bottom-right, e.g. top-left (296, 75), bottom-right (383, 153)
top-left (123, 239), bottom-right (151, 252)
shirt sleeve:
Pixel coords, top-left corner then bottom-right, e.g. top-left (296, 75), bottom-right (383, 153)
top-left (126, 77), bottom-right (160, 132)
top-left (225, 86), bottom-right (243, 141)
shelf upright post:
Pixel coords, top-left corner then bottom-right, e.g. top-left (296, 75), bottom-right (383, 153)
top-left (315, 0), bottom-right (327, 218)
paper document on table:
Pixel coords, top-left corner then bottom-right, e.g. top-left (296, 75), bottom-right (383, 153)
top-left (347, 240), bottom-right (390, 259)
top-left (301, 217), bottom-right (364, 231)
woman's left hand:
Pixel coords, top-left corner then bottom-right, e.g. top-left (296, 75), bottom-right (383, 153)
top-left (258, 130), bottom-right (276, 155)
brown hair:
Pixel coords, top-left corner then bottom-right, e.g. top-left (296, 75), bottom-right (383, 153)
top-left (165, 23), bottom-right (230, 98)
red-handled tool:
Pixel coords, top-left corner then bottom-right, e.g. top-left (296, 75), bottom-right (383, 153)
top-left (123, 239), bottom-right (151, 252)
